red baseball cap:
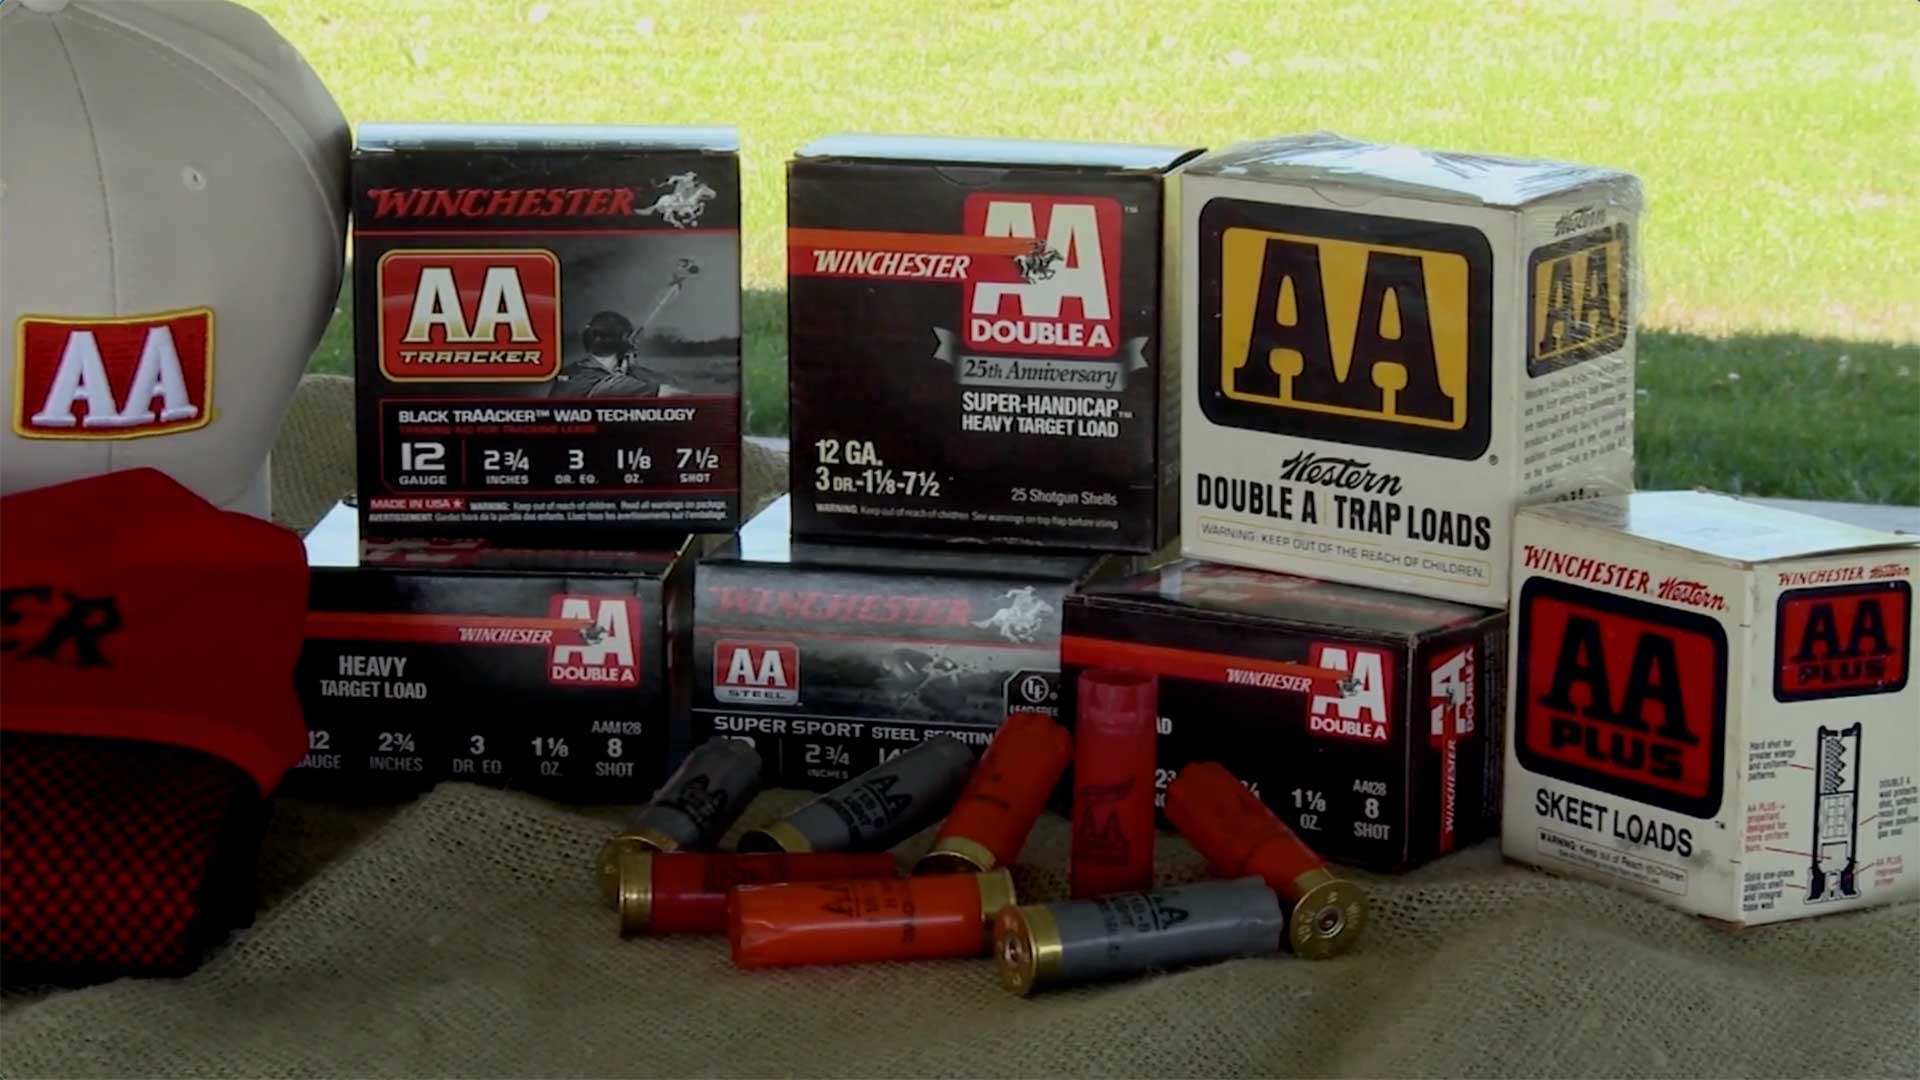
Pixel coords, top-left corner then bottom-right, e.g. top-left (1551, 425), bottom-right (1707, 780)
top-left (1, 467), bottom-right (309, 793)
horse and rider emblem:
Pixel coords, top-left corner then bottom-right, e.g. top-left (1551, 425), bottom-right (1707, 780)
top-left (635, 172), bottom-right (716, 228)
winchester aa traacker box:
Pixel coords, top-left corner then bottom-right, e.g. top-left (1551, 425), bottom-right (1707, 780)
top-left (690, 496), bottom-right (1116, 791)
top-left (1061, 560), bottom-right (1507, 872)
top-left (1180, 134), bottom-right (1640, 606)
top-left (353, 123), bottom-right (742, 540)
top-left (287, 502), bottom-right (694, 802)
top-left (1504, 493), bottom-right (1918, 925)
top-left (787, 135), bottom-right (1203, 552)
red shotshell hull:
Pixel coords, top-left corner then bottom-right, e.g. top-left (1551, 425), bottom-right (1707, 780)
top-left (1070, 668), bottom-right (1159, 899)
top-left (728, 873), bottom-right (1006, 969)
top-left (923, 711), bottom-right (1072, 872)
top-left (1165, 762), bottom-right (1321, 896)
top-left (647, 853), bottom-right (898, 935)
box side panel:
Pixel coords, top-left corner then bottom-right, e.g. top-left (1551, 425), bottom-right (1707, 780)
top-left (1408, 610), bottom-right (1511, 862)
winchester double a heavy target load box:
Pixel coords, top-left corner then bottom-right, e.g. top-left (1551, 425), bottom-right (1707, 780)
top-left (353, 123), bottom-right (742, 540)
top-left (787, 135), bottom-right (1203, 552)
top-left (1180, 134), bottom-right (1640, 605)
top-left (1504, 493), bottom-right (1918, 924)
top-left (288, 502), bottom-right (695, 802)
top-left (690, 497), bottom-right (1119, 791)
top-left (1061, 560), bottom-right (1508, 872)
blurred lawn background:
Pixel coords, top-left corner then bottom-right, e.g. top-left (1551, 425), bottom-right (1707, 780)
top-left (264, 0), bottom-right (1919, 503)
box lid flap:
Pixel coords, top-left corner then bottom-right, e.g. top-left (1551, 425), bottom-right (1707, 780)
top-left (1082, 560), bottom-right (1492, 636)
top-left (795, 133), bottom-right (1202, 172)
top-left (357, 123), bottom-right (739, 153)
top-left (1521, 492), bottom-right (1920, 564)
top-left (1185, 131), bottom-right (1639, 209)
top-left (715, 496), bottom-right (1099, 579)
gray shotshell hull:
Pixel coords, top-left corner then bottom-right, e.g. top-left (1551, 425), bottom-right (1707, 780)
top-left (758, 736), bottom-right (975, 851)
top-left (1052, 877), bottom-right (1285, 983)
top-left (627, 738), bottom-right (764, 849)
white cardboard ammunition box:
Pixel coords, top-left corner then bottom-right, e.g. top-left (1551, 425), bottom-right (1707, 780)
top-left (1503, 492), bottom-right (1918, 925)
top-left (1180, 133), bottom-right (1641, 606)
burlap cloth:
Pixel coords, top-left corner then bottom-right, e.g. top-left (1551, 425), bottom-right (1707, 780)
top-left (3, 376), bottom-right (1916, 1079)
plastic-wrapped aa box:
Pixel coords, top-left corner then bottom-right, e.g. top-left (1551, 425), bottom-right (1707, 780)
top-left (690, 496), bottom-right (1123, 791)
top-left (288, 501), bottom-right (696, 802)
top-left (1061, 560), bottom-right (1508, 872)
top-left (1503, 492), bottom-right (1919, 924)
top-left (787, 135), bottom-right (1203, 552)
top-left (1180, 133), bottom-right (1641, 606)
top-left (352, 123), bottom-right (742, 541)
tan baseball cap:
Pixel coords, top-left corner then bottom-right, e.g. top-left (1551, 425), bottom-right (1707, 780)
top-left (1, 0), bottom-right (348, 516)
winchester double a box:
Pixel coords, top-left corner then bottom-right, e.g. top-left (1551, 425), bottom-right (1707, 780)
top-left (1180, 134), bottom-right (1641, 605)
top-left (287, 502), bottom-right (695, 801)
top-left (1061, 560), bottom-right (1508, 872)
top-left (689, 497), bottom-right (1121, 791)
top-left (787, 135), bottom-right (1203, 552)
top-left (1503, 493), bottom-right (1918, 925)
top-left (353, 123), bottom-right (742, 540)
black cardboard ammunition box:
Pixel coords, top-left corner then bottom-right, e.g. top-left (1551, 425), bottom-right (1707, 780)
top-left (690, 496), bottom-right (1118, 790)
top-left (353, 123), bottom-right (742, 541)
top-left (787, 135), bottom-right (1203, 552)
top-left (288, 501), bottom-right (694, 802)
top-left (1062, 560), bottom-right (1507, 872)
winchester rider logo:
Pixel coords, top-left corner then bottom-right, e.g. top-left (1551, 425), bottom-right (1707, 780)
top-left (1527, 224), bottom-right (1630, 376)
top-left (1516, 578), bottom-right (1728, 817)
top-left (14, 309), bottom-right (214, 439)
top-left (972, 586), bottom-right (1055, 644)
top-left (1774, 582), bottom-right (1911, 702)
top-left (1197, 200), bottom-right (1493, 460)
top-left (634, 172), bottom-right (715, 229)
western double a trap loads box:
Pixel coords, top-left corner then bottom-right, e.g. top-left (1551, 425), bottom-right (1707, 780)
top-left (1180, 133), bottom-right (1640, 605)
top-left (289, 501), bottom-right (695, 801)
top-left (787, 135), bottom-right (1202, 552)
top-left (1504, 492), bottom-right (1918, 924)
top-left (690, 496), bottom-right (1119, 791)
top-left (1062, 560), bottom-right (1509, 872)
top-left (353, 123), bottom-right (742, 540)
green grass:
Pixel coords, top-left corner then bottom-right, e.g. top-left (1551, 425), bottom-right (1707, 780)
top-left (277, 0), bottom-right (1919, 503)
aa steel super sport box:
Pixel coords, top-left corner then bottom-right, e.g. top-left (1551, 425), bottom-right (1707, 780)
top-left (787, 135), bottom-right (1203, 552)
top-left (1062, 560), bottom-right (1508, 872)
top-left (353, 123), bottom-right (742, 540)
top-left (288, 501), bottom-right (695, 802)
top-left (690, 496), bottom-right (1118, 791)
top-left (1504, 492), bottom-right (1918, 924)
top-left (1180, 133), bottom-right (1640, 606)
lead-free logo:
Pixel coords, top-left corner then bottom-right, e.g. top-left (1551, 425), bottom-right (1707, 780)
top-left (713, 639), bottom-right (800, 705)
top-left (378, 249), bottom-right (561, 381)
top-left (1527, 224), bottom-right (1631, 376)
top-left (961, 194), bottom-right (1122, 359)
top-left (1774, 581), bottom-right (1911, 701)
top-left (1198, 200), bottom-right (1493, 460)
top-left (1516, 578), bottom-right (1727, 818)
top-left (13, 308), bottom-right (214, 439)
top-left (548, 595), bottom-right (639, 687)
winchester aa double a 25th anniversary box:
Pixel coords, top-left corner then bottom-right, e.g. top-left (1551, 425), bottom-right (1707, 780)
top-left (287, 501), bottom-right (694, 802)
top-left (1180, 134), bottom-right (1641, 605)
top-left (353, 123), bottom-right (741, 540)
top-left (787, 135), bottom-right (1202, 552)
top-left (689, 496), bottom-right (1117, 791)
top-left (1061, 560), bottom-right (1508, 872)
top-left (1504, 493), bottom-right (1917, 925)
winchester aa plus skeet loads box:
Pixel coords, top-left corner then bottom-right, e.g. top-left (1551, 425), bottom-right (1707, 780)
top-left (787, 135), bottom-right (1203, 552)
top-left (1061, 560), bottom-right (1508, 872)
top-left (1180, 134), bottom-right (1640, 606)
top-left (690, 496), bottom-right (1117, 791)
top-left (353, 123), bottom-right (742, 540)
top-left (1504, 493), bottom-right (1918, 925)
top-left (287, 501), bottom-right (695, 802)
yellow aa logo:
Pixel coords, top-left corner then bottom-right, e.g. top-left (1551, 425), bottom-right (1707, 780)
top-left (1528, 224), bottom-right (1631, 375)
top-left (1198, 200), bottom-right (1493, 460)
